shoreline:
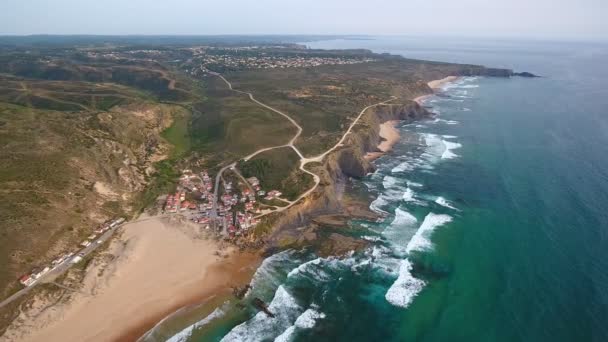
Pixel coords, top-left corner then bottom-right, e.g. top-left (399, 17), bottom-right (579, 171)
top-left (3, 216), bottom-right (261, 342)
top-left (372, 76), bottom-right (459, 158)
top-left (3, 75), bottom-right (461, 342)
top-left (414, 76), bottom-right (459, 105)
top-left (364, 120), bottom-right (400, 161)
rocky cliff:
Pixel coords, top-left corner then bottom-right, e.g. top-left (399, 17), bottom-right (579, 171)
top-left (265, 100), bottom-right (433, 249)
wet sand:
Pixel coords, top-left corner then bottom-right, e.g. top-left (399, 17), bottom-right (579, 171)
top-left (3, 216), bottom-right (260, 342)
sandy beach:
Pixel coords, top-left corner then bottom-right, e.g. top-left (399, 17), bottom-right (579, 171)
top-left (2, 216), bottom-right (260, 342)
top-left (365, 120), bottom-right (400, 160)
top-left (368, 76), bottom-right (459, 159)
top-left (414, 76), bottom-right (460, 105)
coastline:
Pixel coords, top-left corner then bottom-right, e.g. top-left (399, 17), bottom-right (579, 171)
top-left (373, 76), bottom-right (459, 158)
top-left (414, 76), bottom-right (459, 105)
top-left (2, 75), bottom-right (460, 342)
top-left (3, 216), bottom-right (260, 342)
top-left (364, 120), bottom-right (400, 160)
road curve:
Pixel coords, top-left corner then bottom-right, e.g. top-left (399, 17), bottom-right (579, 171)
top-left (214, 73), bottom-right (393, 220)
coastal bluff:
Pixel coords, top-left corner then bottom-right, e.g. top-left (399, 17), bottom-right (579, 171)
top-left (261, 66), bottom-right (525, 253)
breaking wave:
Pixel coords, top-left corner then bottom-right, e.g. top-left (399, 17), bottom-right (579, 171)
top-left (167, 308), bottom-right (225, 342)
top-left (435, 196), bottom-right (459, 211)
top-left (385, 259), bottom-right (426, 308)
top-left (274, 307), bottom-right (326, 342)
top-left (221, 286), bottom-right (302, 342)
top-left (406, 213), bottom-right (452, 254)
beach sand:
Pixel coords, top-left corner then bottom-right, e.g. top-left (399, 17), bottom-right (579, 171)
top-left (365, 120), bottom-right (400, 160)
top-left (414, 76), bottom-right (460, 105)
top-left (368, 76), bottom-right (459, 159)
top-left (3, 216), bottom-right (260, 342)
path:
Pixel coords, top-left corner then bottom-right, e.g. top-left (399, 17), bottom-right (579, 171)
top-left (0, 222), bottom-right (125, 309)
top-left (213, 73), bottom-right (394, 220)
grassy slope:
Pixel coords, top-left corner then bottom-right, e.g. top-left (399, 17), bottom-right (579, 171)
top-left (225, 59), bottom-right (478, 156)
top-left (0, 76), bottom-right (191, 299)
top-left (237, 147), bottom-right (313, 201)
top-left (190, 77), bottom-right (298, 167)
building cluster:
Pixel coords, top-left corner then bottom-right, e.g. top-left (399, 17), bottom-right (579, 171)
top-left (18, 217), bottom-right (125, 287)
top-left (162, 170), bottom-right (286, 238)
top-left (198, 54), bottom-right (376, 70)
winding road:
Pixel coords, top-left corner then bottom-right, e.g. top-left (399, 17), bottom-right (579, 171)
top-left (212, 73), bottom-right (394, 221)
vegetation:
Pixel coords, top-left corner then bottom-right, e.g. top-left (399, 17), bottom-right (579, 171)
top-left (190, 77), bottom-right (297, 163)
top-left (238, 147), bottom-right (313, 201)
top-left (161, 110), bottom-right (192, 158)
top-left (0, 37), bottom-right (499, 320)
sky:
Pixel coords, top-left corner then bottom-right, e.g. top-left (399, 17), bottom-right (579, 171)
top-left (1, 0), bottom-right (607, 40)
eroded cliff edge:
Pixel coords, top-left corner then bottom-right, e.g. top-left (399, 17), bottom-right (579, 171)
top-left (260, 68), bottom-right (531, 255)
top-left (262, 100), bottom-right (431, 254)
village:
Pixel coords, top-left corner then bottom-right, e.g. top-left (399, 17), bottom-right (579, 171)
top-left (15, 165), bottom-right (284, 290)
top-left (194, 52), bottom-right (376, 71)
top-left (162, 167), bottom-right (285, 239)
top-left (17, 217), bottom-right (125, 288)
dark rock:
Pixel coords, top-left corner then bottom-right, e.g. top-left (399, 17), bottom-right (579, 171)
top-left (513, 71), bottom-right (540, 78)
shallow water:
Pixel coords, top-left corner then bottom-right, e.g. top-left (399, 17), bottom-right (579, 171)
top-left (160, 37), bottom-right (608, 342)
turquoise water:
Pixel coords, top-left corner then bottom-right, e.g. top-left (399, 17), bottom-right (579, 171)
top-left (161, 38), bottom-right (608, 342)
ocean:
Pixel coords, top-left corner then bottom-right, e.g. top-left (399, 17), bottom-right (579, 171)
top-left (154, 37), bottom-right (608, 342)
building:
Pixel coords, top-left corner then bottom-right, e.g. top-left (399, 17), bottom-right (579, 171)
top-left (19, 275), bottom-right (35, 286)
top-left (246, 177), bottom-right (260, 187)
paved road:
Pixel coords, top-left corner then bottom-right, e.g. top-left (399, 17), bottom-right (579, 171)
top-left (0, 223), bottom-right (123, 310)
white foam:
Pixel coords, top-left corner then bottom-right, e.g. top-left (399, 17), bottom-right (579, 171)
top-left (273, 308), bottom-right (326, 342)
top-left (248, 250), bottom-right (296, 295)
top-left (362, 235), bottom-right (383, 242)
top-left (406, 180), bottom-right (423, 188)
top-left (402, 187), bottom-right (416, 202)
top-left (391, 208), bottom-right (418, 227)
top-left (382, 175), bottom-right (400, 189)
top-left (406, 213), bottom-right (452, 254)
top-left (382, 208), bottom-right (419, 254)
top-left (385, 259), bottom-right (426, 308)
top-left (274, 326), bottom-right (296, 342)
top-left (287, 258), bottom-right (324, 279)
top-left (370, 195), bottom-right (389, 214)
top-left (167, 308), bottom-right (225, 342)
top-left (295, 308), bottom-right (326, 329)
top-left (221, 286), bottom-right (302, 342)
top-left (391, 161), bottom-right (413, 173)
top-left (435, 197), bottom-right (459, 211)
top-left (441, 140), bottom-right (462, 159)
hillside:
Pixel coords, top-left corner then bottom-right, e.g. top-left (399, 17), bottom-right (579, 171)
top-left (0, 48), bottom-right (198, 301)
top-left (0, 39), bottom-right (519, 335)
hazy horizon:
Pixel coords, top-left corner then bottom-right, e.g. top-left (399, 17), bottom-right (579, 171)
top-left (2, 0), bottom-right (607, 41)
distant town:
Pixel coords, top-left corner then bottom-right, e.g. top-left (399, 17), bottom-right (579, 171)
top-left (193, 52), bottom-right (376, 71)
top-left (84, 45), bottom-right (377, 73)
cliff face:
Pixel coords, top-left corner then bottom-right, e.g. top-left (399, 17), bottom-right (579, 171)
top-left (265, 66), bottom-right (525, 248)
top-left (330, 101), bottom-right (431, 178)
top-left (266, 101), bottom-right (432, 246)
